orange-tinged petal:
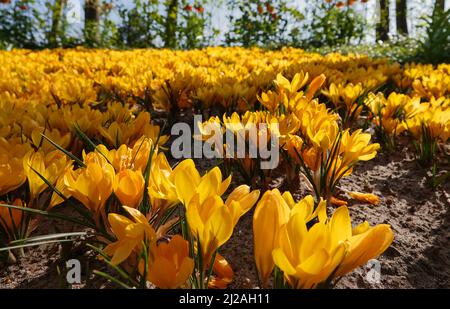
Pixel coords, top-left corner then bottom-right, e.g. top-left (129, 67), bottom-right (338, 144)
top-left (306, 74), bottom-right (326, 101)
top-left (111, 240), bottom-right (135, 265)
top-left (147, 256), bottom-right (178, 288)
top-left (330, 196), bottom-right (348, 207)
top-left (348, 191), bottom-right (380, 205)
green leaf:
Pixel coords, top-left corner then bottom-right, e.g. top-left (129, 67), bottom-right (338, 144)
top-left (0, 203), bottom-right (96, 230)
top-left (72, 124), bottom-right (112, 165)
top-left (28, 165), bottom-right (95, 225)
top-left (0, 239), bottom-right (75, 252)
top-left (93, 270), bottom-right (133, 289)
top-left (40, 133), bottom-right (85, 167)
top-left (87, 243), bottom-right (140, 287)
top-left (8, 232), bottom-right (88, 246)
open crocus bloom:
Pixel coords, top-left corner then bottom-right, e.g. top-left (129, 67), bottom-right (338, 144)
top-left (271, 205), bottom-right (393, 288)
top-left (104, 206), bottom-right (156, 265)
top-left (174, 161), bottom-right (231, 206)
top-left (253, 189), bottom-right (326, 287)
top-left (64, 160), bottom-right (115, 220)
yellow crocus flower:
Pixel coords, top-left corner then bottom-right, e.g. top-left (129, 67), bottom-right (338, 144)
top-left (30, 127), bottom-right (71, 153)
top-left (272, 214), bottom-right (347, 289)
top-left (23, 150), bottom-right (72, 202)
top-left (186, 194), bottom-right (233, 266)
top-left (275, 72), bottom-right (308, 97)
top-left (282, 134), bottom-right (303, 164)
top-left (305, 74), bottom-right (326, 101)
top-left (148, 153), bottom-right (180, 212)
top-left (104, 206), bottom-right (156, 265)
top-left (186, 185), bottom-right (259, 267)
top-left (330, 207), bottom-right (394, 277)
top-left (174, 161), bottom-right (230, 207)
top-left (64, 160), bottom-right (115, 219)
top-left (0, 139), bottom-right (30, 196)
top-left (272, 205), bottom-right (394, 288)
top-left (340, 129), bottom-right (380, 165)
top-left (224, 184), bottom-right (260, 226)
top-left (253, 190), bottom-right (328, 287)
top-left (208, 253), bottom-right (234, 289)
top-left (94, 137), bottom-right (156, 173)
top-left (257, 90), bottom-right (285, 113)
top-left (143, 235), bottom-right (194, 289)
top-left (253, 189), bottom-right (291, 287)
top-left (114, 169), bottom-right (145, 208)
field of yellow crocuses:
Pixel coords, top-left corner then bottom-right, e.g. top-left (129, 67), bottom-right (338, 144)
top-left (0, 47), bottom-right (449, 289)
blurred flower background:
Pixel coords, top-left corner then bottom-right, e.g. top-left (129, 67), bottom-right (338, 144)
top-left (0, 0), bottom-right (449, 62)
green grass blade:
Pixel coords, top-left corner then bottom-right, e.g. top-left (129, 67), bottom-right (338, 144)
top-left (40, 133), bottom-right (85, 167)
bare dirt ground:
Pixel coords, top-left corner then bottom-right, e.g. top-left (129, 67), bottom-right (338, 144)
top-left (223, 137), bottom-right (450, 289)
top-left (1, 135), bottom-right (449, 289)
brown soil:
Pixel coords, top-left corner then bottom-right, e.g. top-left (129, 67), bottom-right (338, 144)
top-left (1, 135), bottom-right (449, 289)
top-left (223, 137), bottom-right (450, 289)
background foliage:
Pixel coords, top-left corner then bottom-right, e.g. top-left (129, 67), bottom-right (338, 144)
top-left (0, 0), bottom-right (448, 63)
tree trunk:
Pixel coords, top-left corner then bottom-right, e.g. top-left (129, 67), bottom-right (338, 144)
top-left (84, 0), bottom-right (100, 46)
top-left (376, 0), bottom-right (390, 41)
top-left (164, 0), bottom-right (178, 48)
top-left (433, 0), bottom-right (446, 16)
top-left (396, 0), bottom-right (408, 36)
top-left (48, 0), bottom-right (66, 47)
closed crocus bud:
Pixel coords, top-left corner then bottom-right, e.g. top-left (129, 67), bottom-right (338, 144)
top-left (253, 189), bottom-right (290, 287)
top-left (208, 253), bottom-right (234, 289)
top-left (305, 74), bottom-right (326, 101)
top-left (186, 194), bottom-right (233, 266)
top-left (145, 235), bottom-right (194, 289)
top-left (114, 169), bottom-right (145, 208)
top-left (132, 137), bottom-right (156, 172)
top-left (148, 152), bottom-right (179, 213)
top-left (225, 184), bottom-right (260, 226)
top-left (49, 165), bottom-right (73, 209)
